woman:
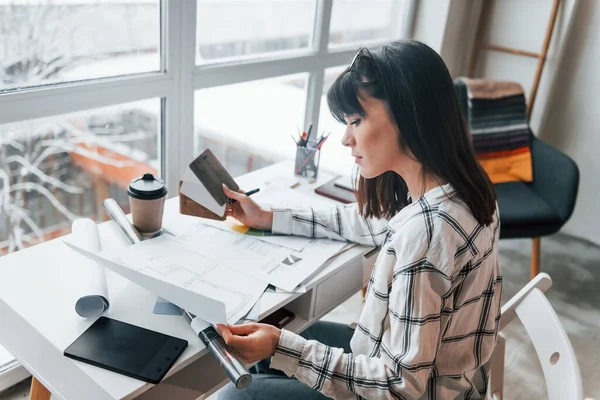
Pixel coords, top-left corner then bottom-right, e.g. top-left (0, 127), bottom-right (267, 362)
top-left (218, 40), bottom-right (502, 399)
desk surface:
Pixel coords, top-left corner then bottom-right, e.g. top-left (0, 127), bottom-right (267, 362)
top-left (0, 162), bottom-right (367, 400)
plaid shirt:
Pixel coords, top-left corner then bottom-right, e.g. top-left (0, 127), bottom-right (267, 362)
top-left (270, 184), bottom-right (502, 399)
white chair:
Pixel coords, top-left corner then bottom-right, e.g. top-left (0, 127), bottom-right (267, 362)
top-left (489, 272), bottom-right (594, 400)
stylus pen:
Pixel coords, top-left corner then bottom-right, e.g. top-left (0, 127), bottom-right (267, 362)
top-left (227, 188), bottom-right (260, 204)
top-left (102, 198), bottom-right (143, 245)
top-left (183, 311), bottom-right (252, 389)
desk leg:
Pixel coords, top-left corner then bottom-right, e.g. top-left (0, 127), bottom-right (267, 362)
top-left (29, 377), bottom-right (51, 400)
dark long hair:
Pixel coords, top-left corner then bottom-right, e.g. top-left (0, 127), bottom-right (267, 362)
top-left (327, 40), bottom-right (496, 226)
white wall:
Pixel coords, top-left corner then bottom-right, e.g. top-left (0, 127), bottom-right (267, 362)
top-left (411, 0), bottom-right (452, 53)
top-left (437, 0), bottom-right (579, 134)
top-left (414, 0), bottom-right (600, 244)
top-left (541, 0), bottom-right (600, 245)
top-left (438, 0), bottom-right (599, 245)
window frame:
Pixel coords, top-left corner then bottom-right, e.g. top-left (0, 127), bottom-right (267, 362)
top-left (0, 0), bottom-right (415, 390)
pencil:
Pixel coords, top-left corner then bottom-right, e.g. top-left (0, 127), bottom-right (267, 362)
top-left (228, 188), bottom-right (260, 204)
top-left (244, 188), bottom-right (260, 196)
top-left (306, 123), bottom-right (313, 143)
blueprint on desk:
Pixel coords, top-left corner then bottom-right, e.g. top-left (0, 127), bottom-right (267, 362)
top-left (167, 222), bottom-right (350, 292)
top-left (65, 230), bottom-right (268, 325)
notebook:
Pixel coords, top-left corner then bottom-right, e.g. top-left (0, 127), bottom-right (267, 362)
top-left (315, 176), bottom-right (356, 204)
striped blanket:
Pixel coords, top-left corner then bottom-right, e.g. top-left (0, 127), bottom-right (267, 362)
top-left (455, 78), bottom-right (533, 183)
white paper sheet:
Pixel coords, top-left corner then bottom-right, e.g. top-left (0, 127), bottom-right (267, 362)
top-left (188, 185), bottom-right (335, 252)
top-left (65, 233), bottom-right (268, 325)
top-left (248, 185), bottom-right (337, 251)
top-left (262, 239), bottom-right (349, 291)
top-left (68, 219), bottom-right (110, 318)
top-left (237, 227), bottom-right (309, 252)
top-left (174, 223), bottom-right (293, 277)
top-left (173, 222), bottom-right (349, 292)
top-left (239, 300), bottom-right (260, 322)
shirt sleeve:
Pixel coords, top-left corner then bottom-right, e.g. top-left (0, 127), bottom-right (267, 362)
top-left (270, 202), bottom-right (389, 247)
top-left (270, 220), bottom-right (453, 399)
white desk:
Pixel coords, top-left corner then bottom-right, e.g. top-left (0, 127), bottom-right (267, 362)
top-left (0, 162), bottom-right (378, 400)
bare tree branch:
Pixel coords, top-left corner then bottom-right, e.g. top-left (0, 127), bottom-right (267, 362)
top-left (4, 182), bottom-right (81, 221)
top-left (4, 140), bottom-right (25, 151)
top-left (7, 204), bottom-right (44, 246)
top-left (5, 155), bottom-right (83, 194)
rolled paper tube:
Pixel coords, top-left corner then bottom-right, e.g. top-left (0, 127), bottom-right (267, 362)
top-left (71, 218), bottom-right (110, 318)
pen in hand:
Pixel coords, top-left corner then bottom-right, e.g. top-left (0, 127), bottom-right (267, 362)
top-left (227, 188), bottom-right (260, 204)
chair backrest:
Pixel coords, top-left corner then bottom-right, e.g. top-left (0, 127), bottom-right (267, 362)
top-left (490, 273), bottom-right (584, 400)
top-left (516, 288), bottom-right (583, 400)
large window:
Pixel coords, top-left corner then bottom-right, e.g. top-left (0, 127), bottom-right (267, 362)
top-left (0, 99), bottom-right (160, 253)
top-left (0, 1), bottom-right (160, 91)
top-left (194, 74), bottom-right (307, 177)
top-left (0, 0), bottom-right (414, 389)
top-left (329, 0), bottom-right (402, 46)
top-left (196, 0), bottom-right (316, 63)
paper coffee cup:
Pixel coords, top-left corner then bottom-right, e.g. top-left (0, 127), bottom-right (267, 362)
top-left (127, 173), bottom-right (168, 237)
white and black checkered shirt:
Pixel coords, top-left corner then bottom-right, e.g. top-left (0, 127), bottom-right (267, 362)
top-left (270, 184), bottom-right (502, 399)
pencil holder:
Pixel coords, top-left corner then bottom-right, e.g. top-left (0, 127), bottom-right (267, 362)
top-left (294, 145), bottom-right (321, 179)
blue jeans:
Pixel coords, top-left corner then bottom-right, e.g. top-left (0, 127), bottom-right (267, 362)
top-left (218, 321), bottom-right (355, 400)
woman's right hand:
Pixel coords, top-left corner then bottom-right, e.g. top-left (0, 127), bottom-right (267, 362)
top-left (222, 184), bottom-right (273, 231)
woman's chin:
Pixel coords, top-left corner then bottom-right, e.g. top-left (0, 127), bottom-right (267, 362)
top-left (358, 164), bottom-right (389, 179)
top-left (358, 166), bottom-right (376, 179)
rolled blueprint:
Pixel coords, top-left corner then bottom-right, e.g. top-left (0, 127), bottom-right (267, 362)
top-left (183, 311), bottom-right (252, 389)
top-left (102, 198), bottom-right (142, 245)
top-left (71, 218), bottom-right (110, 318)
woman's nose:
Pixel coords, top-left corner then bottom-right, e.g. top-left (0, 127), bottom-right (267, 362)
top-left (341, 127), bottom-right (354, 147)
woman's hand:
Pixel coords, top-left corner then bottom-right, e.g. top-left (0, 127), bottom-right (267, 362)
top-left (222, 184), bottom-right (273, 230)
top-left (216, 322), bottom-right (281, 364)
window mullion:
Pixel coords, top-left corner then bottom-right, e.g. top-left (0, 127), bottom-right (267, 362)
top-left (164, 0), bottom-right (196, 196)
top-left (304, 0), bottom-right (333, 137)
top-left (0, 74), bottom-right (171, 125)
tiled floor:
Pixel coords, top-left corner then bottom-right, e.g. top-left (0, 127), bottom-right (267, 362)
top-left (2, 234), bottom-right (599, 400)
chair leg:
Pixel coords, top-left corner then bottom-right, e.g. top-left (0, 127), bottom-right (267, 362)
top-left (30, 377), bottom-right (51, 400)
top-left (488, 332), bottom-right (506, 400)
top-left (531, 237), bottom-right (541, 279)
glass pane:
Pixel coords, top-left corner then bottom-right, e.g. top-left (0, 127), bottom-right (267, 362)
top-left (318, 66), bottom-right (354, 175)
top-left (0, 99), bottom-right (161, 254)
top-left (329, 0), bottom-right (400, 47)
top-left (196, 0), bottom-right (315, 64)
top-left (0, 1), bottom-right (160, 92)
top-left (194, 75), bottom-right (307, 177)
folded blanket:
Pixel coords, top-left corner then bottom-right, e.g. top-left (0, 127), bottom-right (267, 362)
top-left (455, 78), bottom-right (533, 184)
top-left (458, 77), bottom-right (524, 99)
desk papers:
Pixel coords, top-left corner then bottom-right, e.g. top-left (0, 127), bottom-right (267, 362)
top-left (189, 184), bottom-right (340, 253)
top-left (65, 231), bottom-right (269, 325)
top-left (166, 222), bottom-right (349, 292)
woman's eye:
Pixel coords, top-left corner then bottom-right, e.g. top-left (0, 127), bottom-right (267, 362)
top-left (350, 118), bottom-right (361, 126)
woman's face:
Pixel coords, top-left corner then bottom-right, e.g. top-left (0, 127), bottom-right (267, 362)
top-left (341, 96), bottom-right (404, 179)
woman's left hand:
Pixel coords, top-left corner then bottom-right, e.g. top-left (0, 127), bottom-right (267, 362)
top-left (216, 322), bottom-right (282, 364)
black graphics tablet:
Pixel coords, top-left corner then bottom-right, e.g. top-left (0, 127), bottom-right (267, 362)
top-left (64, 316), bottom-right (188, 384)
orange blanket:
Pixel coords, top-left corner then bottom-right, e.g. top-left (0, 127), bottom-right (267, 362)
top-left (478, 151), bottom-right (533, 184)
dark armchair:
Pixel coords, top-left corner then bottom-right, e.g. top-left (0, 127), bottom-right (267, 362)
top-left (494, 133), bottom-right (579, 278)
